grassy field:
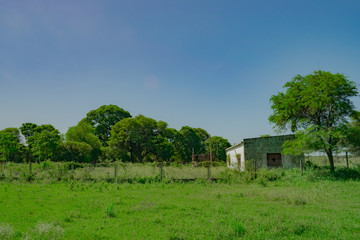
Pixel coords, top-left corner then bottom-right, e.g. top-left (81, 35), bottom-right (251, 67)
top-left (1, 170), bottom-right (360, 239)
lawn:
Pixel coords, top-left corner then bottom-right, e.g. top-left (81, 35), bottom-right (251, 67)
top-left (1, 177), bottom-right (359, 239)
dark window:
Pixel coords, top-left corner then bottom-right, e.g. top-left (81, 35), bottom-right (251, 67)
top-left (267, 153), bottom-right (282, 167)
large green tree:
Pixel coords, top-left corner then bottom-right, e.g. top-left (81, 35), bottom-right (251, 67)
top-left (269, 70), bottom-right (358, 172)
top-left (27, 124), bottom-right (61, 163)
top-left (85, 105), bottom-right (131, 146)
top-left (109, 115), bottom-right (175, 163)
top-left (0, 128), bottom-right (23, 162)
top-left (66, 120), bottom-right (102, 163)
top-left (174, 126), bottom-right (203, 162)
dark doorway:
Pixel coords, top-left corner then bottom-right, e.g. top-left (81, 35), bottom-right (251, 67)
top-left (267, 153), bottom-right (282, 167)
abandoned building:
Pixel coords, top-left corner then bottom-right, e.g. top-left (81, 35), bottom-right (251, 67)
top-left (226, 135), bottom-right (304, 171)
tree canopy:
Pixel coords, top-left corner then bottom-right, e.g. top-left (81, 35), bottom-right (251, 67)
top-left (85, 105), bottom-right (131, 146)
top-left (269, 70), bottom-right (358, 171)
top-left (0, 128), bottom-right (23, 162)
top-left (109, 115), bottom-right (162, 163)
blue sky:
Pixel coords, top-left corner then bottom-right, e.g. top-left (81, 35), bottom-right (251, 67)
top-left (1, 0), bottom-right (360, 144)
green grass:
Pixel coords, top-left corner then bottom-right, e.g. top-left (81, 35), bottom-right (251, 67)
top-left (0, 178), bottom-right (360, 239)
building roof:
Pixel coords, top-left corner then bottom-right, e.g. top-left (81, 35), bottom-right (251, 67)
top-left (226, 134), bottom-right (295, 151)
top-left (225, 142), bottom-right (243, 151)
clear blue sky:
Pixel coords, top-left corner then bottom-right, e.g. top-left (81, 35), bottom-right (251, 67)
top-left (1, 0), bottom-right (360, 144)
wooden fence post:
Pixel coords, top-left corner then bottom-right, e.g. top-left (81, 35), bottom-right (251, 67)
top-left (114, 162), bottom-right (117, 179)
top-left (346, 151), bottom-right (349, 170)
top-left (160, 162), bottom-right (163, 180)
top-left (207, 164), bottom-right (211, 180)
top-left (29, 161), bottom-right (32, 174)
top-left (254, 159), bottom-right (257, 179)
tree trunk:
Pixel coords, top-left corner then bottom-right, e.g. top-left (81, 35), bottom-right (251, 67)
top-left (325, 149), bottom-right (335, 172)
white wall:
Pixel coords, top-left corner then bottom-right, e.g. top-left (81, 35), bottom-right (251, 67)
top-left (226, 144), bottom-right (245, 171)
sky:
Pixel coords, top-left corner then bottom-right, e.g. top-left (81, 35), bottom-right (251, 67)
top-left (1, 0), bottom-right (360, 145)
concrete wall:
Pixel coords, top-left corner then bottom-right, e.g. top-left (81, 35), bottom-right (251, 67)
top-left (226, 143), bottom-right (245, 171)
top-left (243, 135), bottom-right (303, 169)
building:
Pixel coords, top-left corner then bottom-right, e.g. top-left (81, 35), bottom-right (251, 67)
top-left (226, 135), bottom-right (304, 171)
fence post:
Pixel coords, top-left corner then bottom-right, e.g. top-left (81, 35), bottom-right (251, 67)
top-left (254, 159), bottom-right (257, 179)
top-left (160, 162), bottom-right (163, 180)
top-left (207, 164), bottom-right (211, 180)
top-left (346, 151), bottom-right (349, 170)
top-left (29, 161), bottom-right (32, 174)
top-left (114, 162), bottom-right (117, 179)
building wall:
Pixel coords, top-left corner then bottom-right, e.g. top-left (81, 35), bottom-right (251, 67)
top-left (226, 144), bottom-right (245, 171)
top-left (243, 135), bottom-right (303, 169)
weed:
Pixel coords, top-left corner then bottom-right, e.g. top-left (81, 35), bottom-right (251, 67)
top-left (106, 203), bottom-right (116, 218)
top-left (230, 219), bottom-right (246, 237)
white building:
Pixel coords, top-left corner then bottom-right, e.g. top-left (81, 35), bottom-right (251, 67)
top-left (226, 142), bottom-right (245, 171)
top-left (226, 135), bottom-right (303, 171)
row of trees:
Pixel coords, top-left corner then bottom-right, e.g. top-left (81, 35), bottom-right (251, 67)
top-left (0, 105), bottom-right (231, 164)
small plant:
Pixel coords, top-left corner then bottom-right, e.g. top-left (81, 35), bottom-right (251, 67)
top-left (230, 219), bottom-right (246, 237)
top-left (106, 203), bottom-right (116, 218)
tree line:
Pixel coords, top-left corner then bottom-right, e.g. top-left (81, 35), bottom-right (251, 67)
top-left (0, 105), bottom-right (231, 164)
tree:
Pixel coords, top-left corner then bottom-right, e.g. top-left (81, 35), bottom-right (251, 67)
top-left (85, 105), bottom-right (131, 146)
top-left (205, 136), bottom-right (231, 161)
top-left (109, 115), bottom-right (158, 162)
top-left (109, 115), bottom-right (176, 163)
top-left (27, 124), bottom-right (61, 163)
top-left (20, 123), bottom-right (38, 140)
top-left (174, 126), bottom-right (203, 162)
top-left (66, 120), bottom-right (102, 163)
top-left (0, 128), bottom-right (23, 162)
top-left (269, 70), bottom-right (358, 172)
top-left (56, 141), bottom-right (92, 163)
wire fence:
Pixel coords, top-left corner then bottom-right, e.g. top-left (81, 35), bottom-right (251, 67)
top-left (0, 162), bottom-right (228, 182)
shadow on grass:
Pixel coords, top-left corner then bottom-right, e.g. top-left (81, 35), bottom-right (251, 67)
top-left (306, 166), bottom-right (360, 181)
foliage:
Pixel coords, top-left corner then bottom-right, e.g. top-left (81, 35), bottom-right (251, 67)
top-left (66, 120), bottom-right (102, 163)
top-left (174, 126), bottom-right (204, 162)
top-left (19, 122), bottom-right (38, 140)
top-left (0, 128), bottom-right (23, 162)
top-left (56, 141), bottom-right (92, 163)
top-left (85, 105), bottom-right (131, 146)
top-left (345, 111), bottom-right (360, 154)
top-left (205, 136), bottom-right (231, 161)
top-left (109, 115), bottom-right (175, 163)
top-left (27, 124), bottom-right (61, 163)
top-left (269, 70), bottom-right (358, 171)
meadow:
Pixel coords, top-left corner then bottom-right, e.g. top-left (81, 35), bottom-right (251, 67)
top-left (1, 159), bottom-right (360, 240)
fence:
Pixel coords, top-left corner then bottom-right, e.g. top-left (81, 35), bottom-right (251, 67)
top-left (0, 162), bottom-right (228, 182)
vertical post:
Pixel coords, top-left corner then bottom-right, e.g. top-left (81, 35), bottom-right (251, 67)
top-left (207, 164), bottom-right (210, 180)
top-left (254, 159), bottom-right (257, 179)
top-left (192, 148), bottom-right (195, 166)
top-left (160, 162), bottom-right (163, 180)
top-left (209, 134), bottom-right (212, 162)
top-left (300, 157), bottom-right (303, 175)
top-left (29, 161), bottom-right (32, 174)
top-left (346, 151), bottom-right (349, 170)
top-left (114, 162), bottom-right (117, 179)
